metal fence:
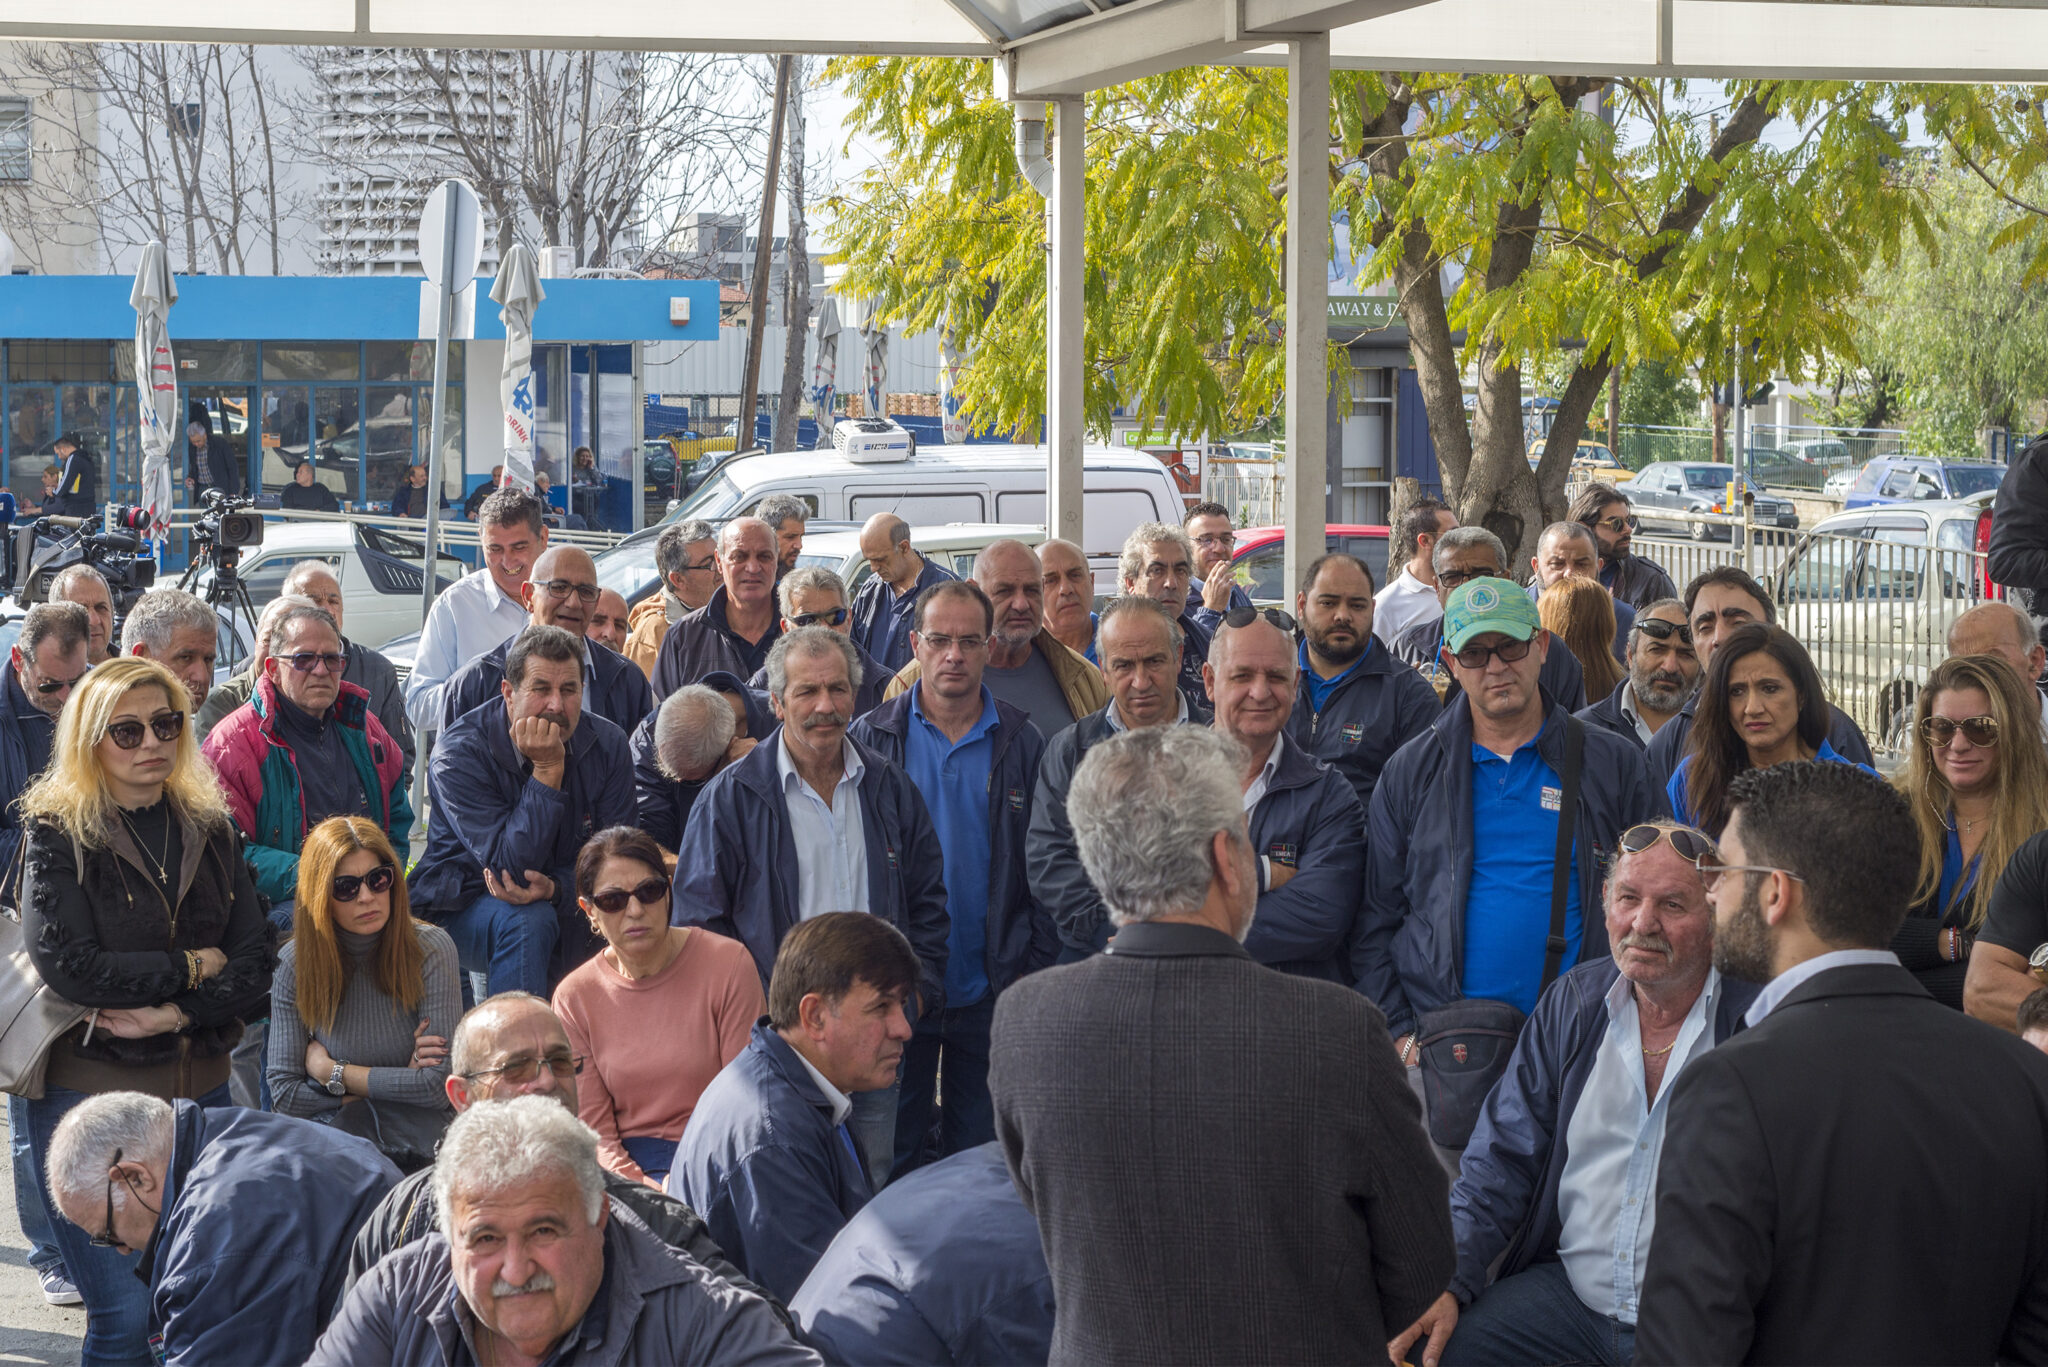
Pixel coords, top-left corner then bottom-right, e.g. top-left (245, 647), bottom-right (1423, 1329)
top-left (1205, 456), bottom-right (1286, 526)
top-left (1615, 424), bottom-right (1906, 474)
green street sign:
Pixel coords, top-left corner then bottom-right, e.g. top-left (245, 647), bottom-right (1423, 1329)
top-left (1328, 295), bottom-right (1400, 327)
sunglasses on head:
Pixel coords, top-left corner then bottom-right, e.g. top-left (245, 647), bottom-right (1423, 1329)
top-left (1632, 618), bottom-right (1693, 646)
top-left (792, 606), bottom-right (849, 628)
top-left (1620, 823), bottom-right (1718, 865)
top-left (331, 863), bottom-right (396, 902)
top-left (1221, 605), bottom-right (1298, 633)
top-left (104, 711), bottom-right (184, 749)
top-left (585, 878), bottom-right (669, 914)
top-left (1921, 715), bottom-right (2000, 749)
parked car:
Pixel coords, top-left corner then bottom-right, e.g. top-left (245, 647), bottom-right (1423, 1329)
top-left (1622, 462), bottom-right (1801, 542)
top-left (183, 519), bottom-right (464, 650)
top-left (1773, 494), bottom-right (2000, 747)
top-left (1780, 438), bottom-right (1852, 469)
top-left (1527, 439), bottom-right (1627, 478)
top-left (1842, 455), bottom-right (2007, 509)
top-left (1823, 462), bottom-right (1865, 498)
top-left (1738, 445), bottom-right (1831, 491)
top-left (1230, 524), bottom-right (1392, 605)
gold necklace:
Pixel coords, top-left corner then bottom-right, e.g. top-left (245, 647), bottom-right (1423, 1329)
top-left (1642, 1037), bottom-right (1678, 1059)
top-left (118, 808), bottom-right (170, 883)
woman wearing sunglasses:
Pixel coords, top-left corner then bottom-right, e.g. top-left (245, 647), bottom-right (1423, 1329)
top-left (1671, 623), bottom-right (1871, 834)
top-left (15, 657), bottom-right (270, 1365)
top-left (1890, 655), bottom-right (2048, 1009)
top-left (266, 816), bottom-right (459, 1142)
top-left (551, 826), bottom-right (763, 1187)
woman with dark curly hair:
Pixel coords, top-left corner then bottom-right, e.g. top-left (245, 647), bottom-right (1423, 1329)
top-left (17, 656), bottom-right (271, 1365)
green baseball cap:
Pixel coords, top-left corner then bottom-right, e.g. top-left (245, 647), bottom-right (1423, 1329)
top-left (1443, 577), bottom-right (1542, 654)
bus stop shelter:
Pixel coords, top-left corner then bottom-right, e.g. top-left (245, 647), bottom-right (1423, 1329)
top-left (8, 0), bottom-right (2048, 593)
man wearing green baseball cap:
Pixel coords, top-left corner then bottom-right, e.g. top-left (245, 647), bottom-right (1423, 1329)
top-left (1354, 575), bottom-right (1661, 1166)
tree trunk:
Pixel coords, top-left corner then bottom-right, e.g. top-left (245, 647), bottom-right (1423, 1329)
top-left (774, 69), bottom-right (811, 453)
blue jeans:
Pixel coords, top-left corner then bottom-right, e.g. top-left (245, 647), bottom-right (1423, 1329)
top-left (438, 893), bottom-right (558, 997)
top-left (27, 1081), bottom-right (234, 1367)
top-left (1443, 1261), bottom-right (1636, 1367)
top-left (8, 1093), bottom-right (62, 1276)
top-left (893, 992), bottom-right (994, 1175)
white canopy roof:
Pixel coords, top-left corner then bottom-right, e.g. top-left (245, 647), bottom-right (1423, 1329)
top-left (6, 0), bottom-right (2048, 87)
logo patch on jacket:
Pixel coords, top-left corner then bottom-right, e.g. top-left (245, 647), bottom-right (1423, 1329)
top-left (885, 846), bottom-right (899, 869)
top-left (1267, 842), bottom-right (1298, 868)
top-left (1340, 721), bottom-right (1365, 746)
top-left (1007, 787), bottom-right (1026, 813)
top-left (1452, 1043), bottom-right (1469, 1064)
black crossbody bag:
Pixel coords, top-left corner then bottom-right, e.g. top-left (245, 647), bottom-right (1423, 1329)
top-left (1414, 716), bottom-right (1583, 1150)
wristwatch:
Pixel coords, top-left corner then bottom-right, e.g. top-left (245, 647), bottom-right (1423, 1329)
top-left (2029, 943), bottom-right (2048, 985)
top-left (324, 1061), bottom-right (347, 1096)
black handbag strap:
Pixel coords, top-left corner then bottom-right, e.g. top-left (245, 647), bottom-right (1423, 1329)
top-left (1541, 716), bottom-right (1585, 992)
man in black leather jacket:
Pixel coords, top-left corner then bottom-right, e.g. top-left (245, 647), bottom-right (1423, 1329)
top-left (1990, 434), bottom-right (2048, 617)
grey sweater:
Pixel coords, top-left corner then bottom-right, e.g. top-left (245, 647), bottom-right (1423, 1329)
top-left (267, 923), bottom-right (461, 1119)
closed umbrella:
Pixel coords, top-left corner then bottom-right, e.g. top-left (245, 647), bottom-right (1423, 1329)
top-left (490, 243), bottom-right (547, 492)
top-left (809, 296), bottom-right (840, 449)
top-left (861, 316), bottom-right (889, 421)
top-left (129, 242), bottom-right (177, 545)
top-left (939, 329), bottom-right (967, 444)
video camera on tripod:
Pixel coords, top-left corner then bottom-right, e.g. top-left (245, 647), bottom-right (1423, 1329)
top-left (12, 504), bottom-right (157, 613)
top-left (186, 488), bottom-right (265, 579)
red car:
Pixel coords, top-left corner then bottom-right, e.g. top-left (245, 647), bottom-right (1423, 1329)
top-left (1230, 523), bottom-right (1392, 605)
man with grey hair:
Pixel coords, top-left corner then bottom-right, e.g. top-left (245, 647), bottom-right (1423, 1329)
top-left (674, 625), bottom-right (949, 1180)
top-left (1393, 524), bottom-right (1587, 710)
top-left (758, 492), bottom-right (811, 577)
top-left (314, 1095), bottom-right (813, 1366)
top-left (990, 724), bottom-right (1453, 1365)
top-left (626, 517), bottom-right (719, 679)
top-left (851, 512), bottom-right (957, 673)
top-left (118, 588), bottom-right (218, 715)
top-left (279, 560), bottom-right (412, 768)
top-left (1119, 519), bottom-right (1213, 708)
top-left (196, 592), bottom-right (314, 741)
top-left (632, 683), bottom-right (755, 850)
top-left (751, 565), bottom-right (888, 718)
top-left (1947, 598), bottom-right (2048, 738)
top-left (49, 561), bottom-right (115, 662)
top-left (653, 517), bottom-right (784, 699)
top-left (1577, 597), bottom-right (1701, 750)
top-left (45, 1089), bottom-right (398, 1366)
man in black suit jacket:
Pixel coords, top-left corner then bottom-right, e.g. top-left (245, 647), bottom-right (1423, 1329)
top-left (990, 724), bottom-right (1452, 1366)
top-left (1637, 760), bottom-right (2048, 1366)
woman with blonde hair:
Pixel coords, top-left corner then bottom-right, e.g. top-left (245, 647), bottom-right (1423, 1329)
top-left (266, 816), bottom-right (459, 1158)
top-left (1892, 653), bottom-right (2048, 1008)
top-left (16, 656), bottom-right (269, 1365)
top-left (1537, 574), bottom-right (1623, 700)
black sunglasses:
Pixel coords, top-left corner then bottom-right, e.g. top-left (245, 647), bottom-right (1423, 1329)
top-left (1620, 823), bottom-right (1718, 865)
top-left (1448, 637), bottom-right (1533, 670)
top-left (586, 878), bottom-right (669, 914)
top-left (104, 711), bottom-right (184, 750)
top-left (1221, 605), bottom-right (1298, 633)
top-left (32, 670), bottom-right (85, 695)
top-left (1435, 567), bottom-right (1496, 590)
top-left (1632, 618), bottom-right (1694, 647)
top-left (281, 652), bottom-right (346, 675)
top-left (792, 607), bottom-right (850, 628)
top-left (332, 863), bottom-right (397, 902)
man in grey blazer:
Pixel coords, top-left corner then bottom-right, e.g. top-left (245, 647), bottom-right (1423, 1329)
top-left (989, 725), bottom-right (1453, 1366)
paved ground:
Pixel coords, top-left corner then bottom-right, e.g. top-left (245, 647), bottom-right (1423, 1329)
top-left (0, 1110), bottom-right (84, 1367)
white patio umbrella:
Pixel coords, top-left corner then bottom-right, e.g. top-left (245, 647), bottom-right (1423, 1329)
top-left (809, 295), bottom-right (840, 448)
top-left (129, 241), bottom-right (178, 545)
top-left (939, 329), bottom-right (968, 444)
top-left (490, 243), bottom-right (547, 492)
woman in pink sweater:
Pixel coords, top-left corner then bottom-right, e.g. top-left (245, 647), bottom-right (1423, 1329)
top-left (551, 826), bottom-right (764, 1186)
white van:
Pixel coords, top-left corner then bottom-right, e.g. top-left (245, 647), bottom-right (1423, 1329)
top-left (670, 442), bottom-right (1192, 587)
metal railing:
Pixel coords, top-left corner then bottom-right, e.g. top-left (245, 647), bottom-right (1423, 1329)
top-left (147, 502), bottom-right (633, 566)
top-left (1205, 457), bottom-right (1286, 526)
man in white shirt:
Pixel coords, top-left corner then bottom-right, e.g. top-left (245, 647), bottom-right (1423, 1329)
top-left (1374, 497), bottom-right (1456, 646)
top-left (404, 486), bottom-right (547, 735)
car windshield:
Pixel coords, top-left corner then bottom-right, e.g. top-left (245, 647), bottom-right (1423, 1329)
top-left (1946, 466), bottom-right (2004, 497)
top-left (1684, 467), bottom-right (1734, 489)
top-left (674, 471), bottom-right (741, 519)
top-left (594, 538), bottom-right (662, 599)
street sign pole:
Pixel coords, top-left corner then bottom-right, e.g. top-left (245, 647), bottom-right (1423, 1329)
top-left (414, 178), bottom-right (483, 629)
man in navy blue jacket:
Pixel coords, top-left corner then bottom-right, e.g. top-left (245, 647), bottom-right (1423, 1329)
top-left (631, 676), bottom-right (768, 851)
top-left (44, 1091), bottom-right (398, 1367)
top-left (851, 580), bottom-right (1053, 1172)
top-left (791, 1142), bottom-right (1053, 1367)
top-left (410, 625), bottom-right (634, 995)
top-left (1206, 607), bottom-right (1367, 981)
top-left (1388, 822), bottom-right (1758, 1367)
top-left (1119, 521), bottom-right (1213, 709)
top-left (670, 913), bottom-right (918, 1303)
top-left (435, 544), bottom-right (654, 734)
top-left (849, 514), bottom-right (956, 674)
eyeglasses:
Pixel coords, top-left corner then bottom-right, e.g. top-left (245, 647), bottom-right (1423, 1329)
top-left (1436, 567), bottom-right (1495, 590)
top-left (1695, 860), bottom-right (1807, 892)
top-left (1620, 823), bottom-right (1718, 865)
top-left (331, 863), bottom-right (396, 902)
top-left (89, 1148), bottom-right (123, 1248)
top-left (463, 1053), bottom-right (586, 1085)
top-left (281, 652), bottom-right (346, 675)
top-left (1449, 637), bottom-right (1533, 670)
top-left (1221, 605), bottom-right (1299, 633)
top-left (1191, 532), bottom-right (1236, 549)
top-left (1632, 618), bottom-right (1693, 647)
top-left (1921, 715), bottom-right (2001, 750)
top-left (1593, 515), bottom-right (1639, 534)
top-left (918, 633), bottom-right (988, 653)
top-left (104, 712), bottom-right (184, 749)
top-left (684, 555), bottom-right (719, 573)
top-left (33, 671), bottom-right (85, 695)
top-left (538, 580), bottom-right (601, 605)
top-left (792, 607), bottom-right (849, 628)
top-left (585, 878), bottom-right (669, 914)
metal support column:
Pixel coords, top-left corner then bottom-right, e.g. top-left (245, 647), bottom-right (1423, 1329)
top-left (1047, 95), bottom-right (1086, 547)
top-left (1283, 36), bottom-right (1330, 601)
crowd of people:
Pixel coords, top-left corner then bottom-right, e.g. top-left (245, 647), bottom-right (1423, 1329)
top-left (10, 477), bottom-right (2048, 1366)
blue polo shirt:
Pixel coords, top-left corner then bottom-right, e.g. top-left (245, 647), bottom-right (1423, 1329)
top-left (905, 685), bottom-right (1000, 1006)
top-left (1463, 723), bottom-right (1583, 1014)
top-left (1299, 636), bottom-right (1371, 715)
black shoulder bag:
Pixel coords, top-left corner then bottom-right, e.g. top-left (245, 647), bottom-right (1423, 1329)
top-left (1414, 716), bottom-right (1584, 1150)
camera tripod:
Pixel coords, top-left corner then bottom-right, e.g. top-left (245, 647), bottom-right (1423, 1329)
top-left (176, 542), bottom-right (260, 659)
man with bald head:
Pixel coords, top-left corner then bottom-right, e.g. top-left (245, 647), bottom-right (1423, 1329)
top-left (886, 539), bottom-right (1107, 737)
top-left (1038, 539), bottom-right (1098, 661)
top-left (653, 517), bottom-right (786, 699)
top-left (1948, 600), bottom-right (2048, 738)
top-left (437, 544), bottom-right (655, 732)
top-left (850, 512), bottom-right (956, 673)
top-left (1206, 610), bottom-right (1368, 980)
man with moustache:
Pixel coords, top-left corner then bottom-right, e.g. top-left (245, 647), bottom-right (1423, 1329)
top-left (1577, 599), bottom-right (1702, 751)
top-left (1037, 539), bottom-right (1099, 663)
top-left (653, 517), bottom-right (786, 698)
top-left (1389, 821), bottom-right (1758, 1367)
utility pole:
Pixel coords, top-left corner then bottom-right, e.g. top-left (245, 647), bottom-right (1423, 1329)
top-left (737, 54), bottom-right (792, 452)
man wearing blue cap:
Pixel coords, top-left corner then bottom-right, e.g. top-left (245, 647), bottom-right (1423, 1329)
top-left (1354, 577), bottom-right (1662, 1162)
